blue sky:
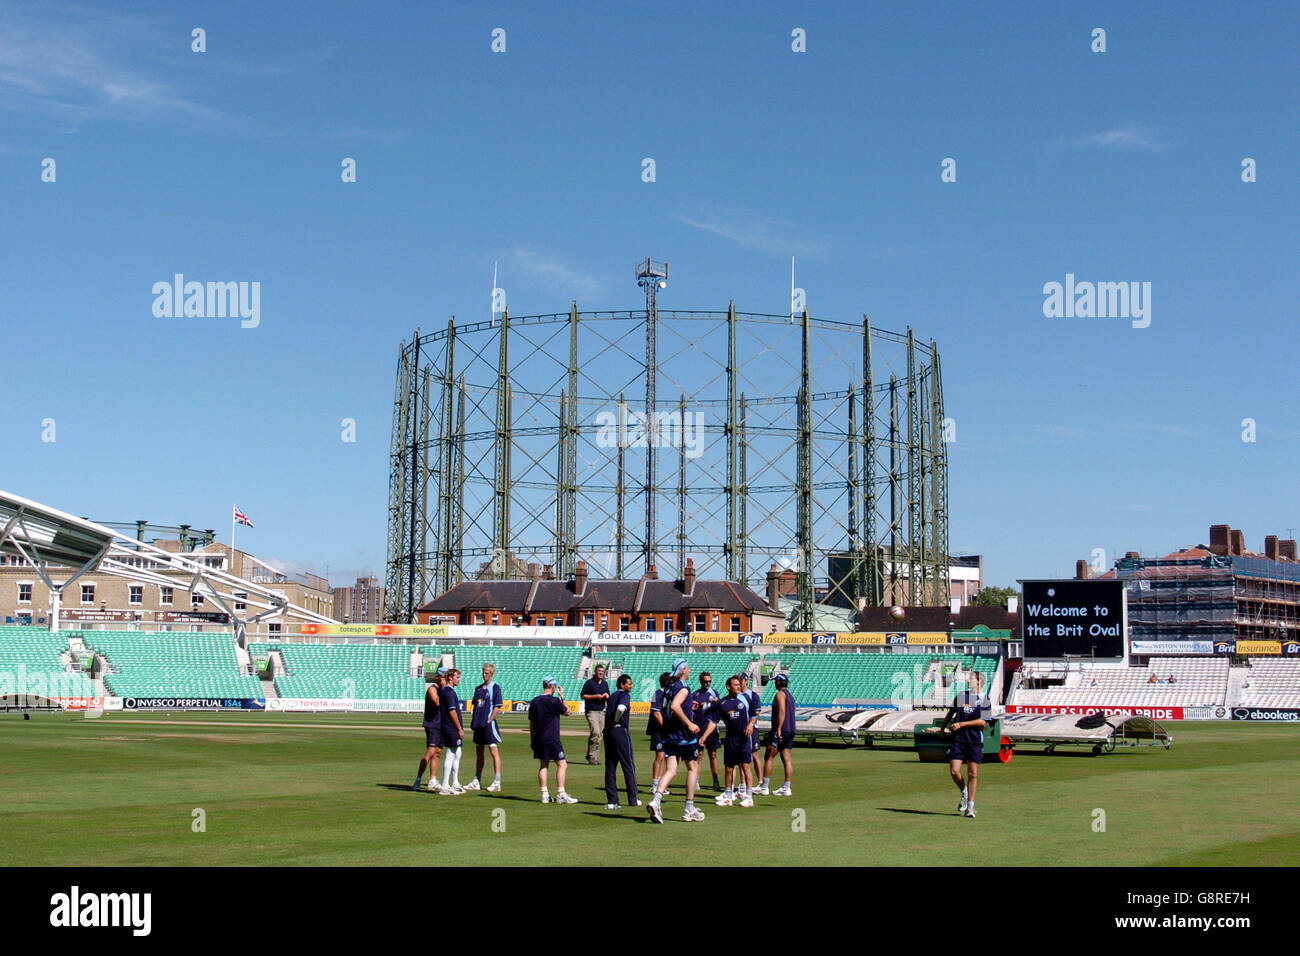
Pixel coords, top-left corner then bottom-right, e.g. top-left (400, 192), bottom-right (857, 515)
top-left (1, 1), bottom-right (1296, 590)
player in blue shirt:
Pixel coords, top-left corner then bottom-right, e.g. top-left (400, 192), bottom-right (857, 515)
top-left (755, 672), bottom-right (795, 797)
top-left (413, 669), bottom-right (446, 792)
top-left (714, 675), bottom-right (757, 807)
top-left (466, 662), bottom-right (505, 792)
top-left (437, 669), bottom-right (466, 794)
top-left (646, 672), bottom-right (671, 796)
top-left (739, 674), bottom-right (762, 789)
top-left (528, 677), bottom-right (578, 804)
top-left (931, 670), bottom-right (994, 818)
top-left (647, 658), bottom-right (706, 823)
top-left (690, 672), bottom-right (723, 791)
top-left (603, 674), bottom-right (640, 810)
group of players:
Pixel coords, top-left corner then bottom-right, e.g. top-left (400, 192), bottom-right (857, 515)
top-left (414, 657), bottom-right (993, 822)
top-left (412, 657), bottom-right (798, 821)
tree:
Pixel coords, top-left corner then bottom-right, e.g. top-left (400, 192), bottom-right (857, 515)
top-left (973, 585), bottom-right (1020, 608)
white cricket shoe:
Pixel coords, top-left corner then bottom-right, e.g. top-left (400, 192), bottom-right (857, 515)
top-left (773, 786), bottom-right (792, 797)
top-left (753, 784), bottom-right (769, 796)
top-left (463, 779), bottom-right (481, 791)
top-left (958, 795), bottom-right (969, 814)
top-left (681, 807), bottom-right (706, 822)
top-left (426, 781), bottom-right (442, 793)
top-left (964, 805), bottom-right (977, 818)
top-left (739, 795), bottom-right (754, 808)
top-left (715, 793), bottom-right (734, 806)
top-left (541, 793), bottom-right (552, 804)
top-left (555, 792), bottom-right (578, 804)
top-left (648, 800), bottom-right (663, 824)
top-left (486, 781), bottom-right (501, 792)
top-left (605, 803), bottom-right (621, 811)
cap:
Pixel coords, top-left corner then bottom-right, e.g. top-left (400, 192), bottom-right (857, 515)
top-left (543, 676), bottom-right (558, 687)
top-left (671, 657), bottom-right (688, 677)
top-left (773, 672), bottom-right (789, 685)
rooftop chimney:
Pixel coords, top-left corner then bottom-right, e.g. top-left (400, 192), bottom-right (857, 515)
top-left (646, 564), bottom-right (658, 580)
top-left (1282, 540), bottom-right (1298, 561)
top-left (682, 557), bottom-right (696, 597)
top-left (1209, 524), bottom-right (1230, 556)
top-left (1230, 529), bottom-right (1245, 556)
top-left (1266, 535), bottom-right (1280, 561)
top-left (574, 560), bottom-right (588, 597)
top-left (1075, 559), bottom-right (1091, 580)
top-left (542, 564), bottom-right (555, 580)
top-left (766, 564), bottom-right (780, 612)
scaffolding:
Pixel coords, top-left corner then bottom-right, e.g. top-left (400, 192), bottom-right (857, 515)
top-left (386, 303), bottom-right (950, 624)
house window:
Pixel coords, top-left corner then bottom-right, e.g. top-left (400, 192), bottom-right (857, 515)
top-left (553, 617), bottom-right (563, 627)
top-left (159, 624), bottom-right (172, 632)
top-left (81, 584), bottom-right (95, 604)
top-left (582, 613), bottom-right (595, 627)
top-left (645, 617), bottom-right (657, 631)
top-left (191, 591), bottom-right (204, 607)
top-left (600, 615), bottom-right (608, 629)
top-left (160, 586), bottom-right (173, 606)
top-left (269, 622), bottom-right (281, 635)
top-left (712, 614), bottom-right (720, 631)
top-left (17, 583), bottom-right (32, 603)
top-left (620, 617), bottom-right (630, 631)
top-left (234, 592), bottom-right (247, 611)
top-left (535, 616), bottom-right (546, 626)
top-left (491, 614), bottom-right (499, 625)
top-left (472, 613), bottom-right (486, 625)
top-left (129, 586), bottom-right (143, 606)
top-left (731, 617), bottom-right (741, 631)
top-left (694, 613), bottom-right (707, 631)
top-left (189, 625), bottom-right (201, 633)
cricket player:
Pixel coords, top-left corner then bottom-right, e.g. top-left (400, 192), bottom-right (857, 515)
top-left (714, 675), bottom-right (756, 807)
top-left (414, 669), bottom-right (445, 792)
top-left (438, 668), bottom-right (466, 794)
top-left (931, 670), bottom-right (994, 818)
top-left (740, 674), bottom-right (762, 788)
top-left (466, 662), bottom-right (504, 792)
top-left (647, 658), bottom-right (705, 823)
top-left (690, 671), bottom-right (723, 791)
top-left (528, 677), bottom-right (578, 804)
top-left (646, 671), bottom-right (671, 795)
top-left (603, 673), bottom-right (639, 809)
top-left (755, 672), bottom-right (795, 797)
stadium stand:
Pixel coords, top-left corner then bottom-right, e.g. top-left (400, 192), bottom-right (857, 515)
top-left (0, 625), bottom-right (96, 697)
top-left (1236, 659), bottom-right (1300, 709)
top-left (757, 651), bottom-right (998, 706)
top-left (81, 630), bottom-right (261, 699)
top-left (1017, 657), bottom-right (1228, 708)
top-left (423, 645), bottom-right (585, 702)
top-left (274, 642), bottom-right (423, 700)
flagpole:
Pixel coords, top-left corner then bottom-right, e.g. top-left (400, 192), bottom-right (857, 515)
top-left (231, 505), bottom-right (236, 568)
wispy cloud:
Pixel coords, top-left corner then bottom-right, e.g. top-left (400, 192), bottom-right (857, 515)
top-left (1038, 425), bottom-right (1088, 439)
top-left (1123, 423), bottom-right (1196, 437)
top-left (0, 7), bottom-right (233, 126)
top-left (679, 209), bottom-right (824, 257)
top-left (1068, 123), bottom-right (1168, 151)
top-left (508, 249), bottom-right (601, 298)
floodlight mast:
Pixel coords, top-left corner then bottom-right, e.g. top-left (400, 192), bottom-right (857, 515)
top-left (636, 258), bottom-right (668, 572)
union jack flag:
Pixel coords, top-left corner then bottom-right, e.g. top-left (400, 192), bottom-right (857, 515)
top-left (233, 506), bottom-right (254, 528)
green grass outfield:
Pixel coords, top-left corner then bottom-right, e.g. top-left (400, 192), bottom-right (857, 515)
top-left (1, 711), bottom-right (1297, 866)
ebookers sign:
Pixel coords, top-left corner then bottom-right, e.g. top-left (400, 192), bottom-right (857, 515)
top-left (1231, 707), bottom-right (1300, 722)
top-left (1006, 704), bottom-right (1183, 720)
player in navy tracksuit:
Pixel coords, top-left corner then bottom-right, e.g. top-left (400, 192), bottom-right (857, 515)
top-left (714, 675), bottom-right (757, 807)
top-left (528, 677), bottom-right (578, 804)
top-left (603, 674), bottom-right (639, 809)
top-left (647, 658), bottom-right (706, 824)
top-left (437, 669), bottom-right (466, 794)
top-left (934, 670), bottom-right (994, 818)
top-left (646, 672), bottom-right (671, 795)
top-left (413, 669), bottom-right (446, 792)
top-left (690, 672), bottom-right (723, 791)
top-left (757, 673), bottom-right (795, 796)
top-left (467, 662), bottom-right (504, 792)
top-left (740, 674), bottom-right (762, 787)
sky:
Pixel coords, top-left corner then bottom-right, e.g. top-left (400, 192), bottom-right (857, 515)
top-left (0, 1), bottom-right (1296, 591)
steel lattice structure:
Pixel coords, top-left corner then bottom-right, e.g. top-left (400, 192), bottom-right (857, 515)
top-left (386, 300), bottom-right (949, 626)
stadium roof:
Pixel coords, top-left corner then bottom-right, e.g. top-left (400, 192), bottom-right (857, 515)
top-left (0, 490), bottom-right (115, 570)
